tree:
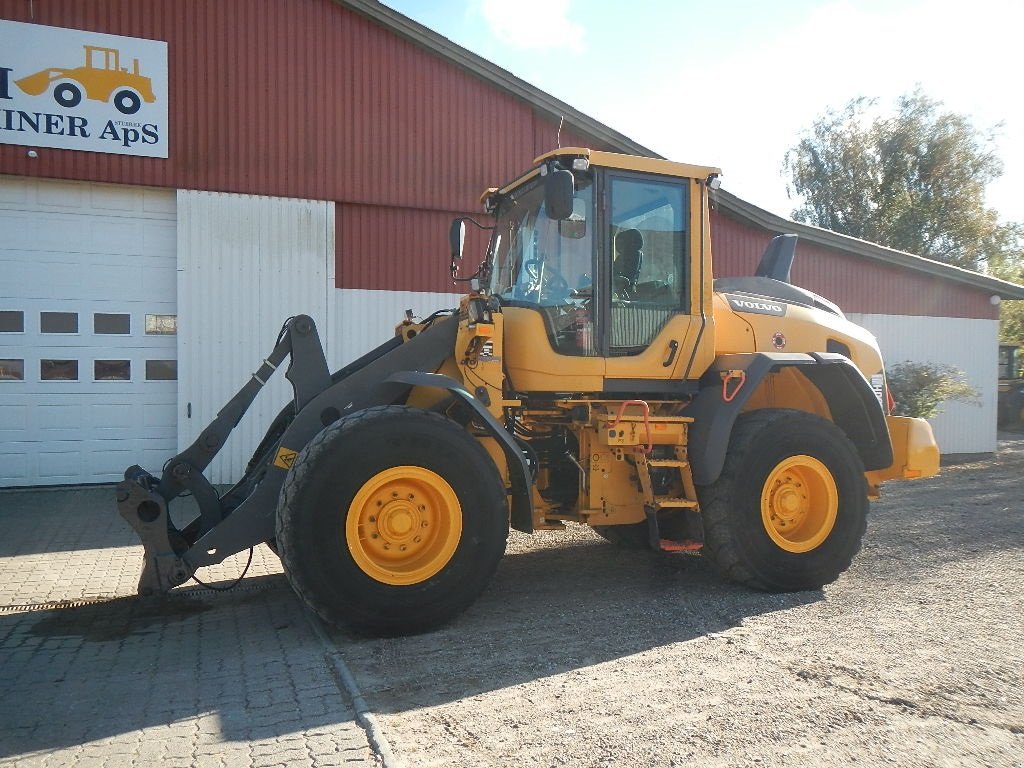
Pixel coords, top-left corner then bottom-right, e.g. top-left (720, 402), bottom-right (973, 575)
top-left (784, 88), bottom-right (1021, 271)
top-left (885, 361), bottom-right (979, 420)
top-left (988, 223), bottom-right (1024, 343)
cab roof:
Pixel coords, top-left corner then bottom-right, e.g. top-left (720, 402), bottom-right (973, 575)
top-left (481, 147), bottom-right (722, 203)
top-left (534, 147), bottom-right (721, 181)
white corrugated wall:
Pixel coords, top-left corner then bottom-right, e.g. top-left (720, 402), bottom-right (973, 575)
top-left (329, 288), bottom-right (462, 367)
top-left (847, 313), bottom-right (998, 455)
top-left (177, 191), bottom-right (334, 484)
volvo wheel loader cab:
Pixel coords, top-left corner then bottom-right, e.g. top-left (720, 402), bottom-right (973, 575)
top-left (117, 148), bottom-right (941, 636)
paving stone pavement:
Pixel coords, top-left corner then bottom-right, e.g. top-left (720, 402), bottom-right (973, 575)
top-left (0, 486), bottom-right (380, 768)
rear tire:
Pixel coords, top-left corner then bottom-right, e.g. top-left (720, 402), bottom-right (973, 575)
top-left (698, 409), bottom-right (868, 592)
top-left (276, 405), bottom-right (508, 636)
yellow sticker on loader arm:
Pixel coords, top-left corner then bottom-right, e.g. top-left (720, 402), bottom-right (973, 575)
top-left (273, 447), bottom-right (299, 470)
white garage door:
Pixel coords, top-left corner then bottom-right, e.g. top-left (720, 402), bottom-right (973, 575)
top-left (0, 176), bottom-right (177, 487)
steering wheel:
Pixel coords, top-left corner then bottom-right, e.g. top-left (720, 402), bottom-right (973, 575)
top-left (519, 258), bottom-right (570, 302)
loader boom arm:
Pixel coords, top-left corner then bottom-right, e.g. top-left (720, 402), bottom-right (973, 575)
top-left (116, 315), bottom-right (332, 594)
top-left (116, 314), bottom-right (461, 595)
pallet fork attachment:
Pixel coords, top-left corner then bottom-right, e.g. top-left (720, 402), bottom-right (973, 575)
top-left (115, 314), bottom-right (459, 595)
top-left (116, 315), bottom-right (330, 594)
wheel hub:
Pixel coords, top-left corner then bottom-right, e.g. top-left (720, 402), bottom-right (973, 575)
top-left (761, 455), bottom-right (838, 553)
top-left (346, 466), bottom-right (461, 585)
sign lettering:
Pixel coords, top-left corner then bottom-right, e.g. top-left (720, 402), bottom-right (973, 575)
top-left (0, 21), bottom-right (168, 158)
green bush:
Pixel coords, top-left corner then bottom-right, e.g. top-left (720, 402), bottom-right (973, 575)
top-left (885, 361), bottom-right (979, 419)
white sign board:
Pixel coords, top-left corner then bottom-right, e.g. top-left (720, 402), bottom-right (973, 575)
top-left (0, 20), bottom-right (168, 158)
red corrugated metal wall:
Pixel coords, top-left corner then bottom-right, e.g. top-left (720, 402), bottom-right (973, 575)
top-left (0, 1), bottom-right (998, 309)
top-left (710, 210), bottom-right (997, 319)
top-left (0, 0), bottom-right (612, 293)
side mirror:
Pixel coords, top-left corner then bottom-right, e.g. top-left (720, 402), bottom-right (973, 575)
top-left (544, 168), bottom-right (575, 220)
top-left (449, 217), bottom-right (466, 263)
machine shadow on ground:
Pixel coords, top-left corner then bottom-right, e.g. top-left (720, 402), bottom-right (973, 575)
top-left (0, 547), bottom-right (818, 756)
top-left (4, 437), bottom-right (1020, 754)
top-left (331, 436), bottom-right (1024, 716)
top-left (329, 538), bottom-right (822, 713)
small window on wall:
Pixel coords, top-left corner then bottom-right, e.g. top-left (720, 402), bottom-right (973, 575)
top-left (0, 359), bottom-right (24, 380)
top-left (41, 359), bottom-right (78, 381)
top-left (0, 311), bottom-right (24, 333)
top-left (145, 360), bottom-right (177, 380)
top-left (145, 314), bottom-right (177, 335)
top-left (41, 312), bottom-right (78, 333)
top-left (95, 360), bottom-right (131, 381)
top-left (94, 313), bottom-right (131, 335)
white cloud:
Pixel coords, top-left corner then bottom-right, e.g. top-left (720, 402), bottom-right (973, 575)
top-left (476, 0), bottom-right (585, 54)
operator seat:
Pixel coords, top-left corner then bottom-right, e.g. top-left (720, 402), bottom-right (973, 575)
top-left (614, 229), bottom-right (644, 290)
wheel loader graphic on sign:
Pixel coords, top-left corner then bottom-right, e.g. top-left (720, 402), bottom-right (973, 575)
top-left (15, 44), bottom-right (155, 115)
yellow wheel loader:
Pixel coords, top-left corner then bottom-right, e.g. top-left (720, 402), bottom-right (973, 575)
top-left (15, 45), bottom-right (155, 115)
top-left (117, 149), bottom-right (940, 636)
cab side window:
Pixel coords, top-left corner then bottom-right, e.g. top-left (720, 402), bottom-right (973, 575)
top-left (608, 178), bottom-right (687, 355)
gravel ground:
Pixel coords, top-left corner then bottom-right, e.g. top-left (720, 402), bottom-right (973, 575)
top-left (329, 433), bottom-right (1024, 768)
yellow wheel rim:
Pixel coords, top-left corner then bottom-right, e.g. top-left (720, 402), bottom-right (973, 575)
top-left (760, 455), bottom-right (838, 553)
top-left (346, 466), bottom-right (462, 586)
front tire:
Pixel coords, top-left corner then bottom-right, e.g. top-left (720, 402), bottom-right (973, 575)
top-left (276, 405), bottom-right (508, 636)
top-left (698, 409), bottom-right (868, 592)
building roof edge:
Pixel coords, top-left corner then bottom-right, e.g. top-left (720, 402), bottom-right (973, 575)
top-left (716, 189), bottom-right (1024, 301)
top-left (338, 1), bottom-right (1024, 301)
top-left (337, 0), bottom-right (658, 158)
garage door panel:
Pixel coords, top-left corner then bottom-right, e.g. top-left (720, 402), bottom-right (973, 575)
top-left (0, 451), bottom-right (29, 483)
top-left (0, 393), bottom-right (175, 439)
top-left (2, 216), bottom-right (174, 257)
top-left (0, 261), bottom-right (143, 300)
top-left (91, 448), bottom-right (143, 478)
top-left (0, 177), bottom-right (27, 204)
top-left (142, 265), bottom-right (177, 295)
top-left (90, 403), bottom-right (135, 430)
top-left (89, 185), bottom-right (143, 213)
top-left (90, 219), bottom-right (141, 250)
top-left (37, 404), bottom-right (82, 430)
top-left (0, 176), bottom-right (177, 487)
top-left (143, 221), bottom-right (177, 252)
top-left (39, 183), bottom-right (86, 209)
top-left (141, 401), bottom-right (176, 430)
top-left (2, 437), bottom-right (178, 485)
top-left (0, 404), bottom-right (29, 431)
top-left (144, 191), bottom-right (176, 215)
top-left (37, 447), bottom-right (84, 480)
top-left (0, 211), bottom-right (31, 247)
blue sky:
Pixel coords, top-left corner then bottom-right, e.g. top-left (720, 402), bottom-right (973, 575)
top-left (384, 0), bottom-right (1023, 228)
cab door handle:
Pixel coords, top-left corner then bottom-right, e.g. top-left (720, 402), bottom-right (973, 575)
top-left (663, 340), bottom-right (679, 367)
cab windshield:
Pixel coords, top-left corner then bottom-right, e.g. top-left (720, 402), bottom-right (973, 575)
top-left (486, 175), bottom-right (594, 308)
